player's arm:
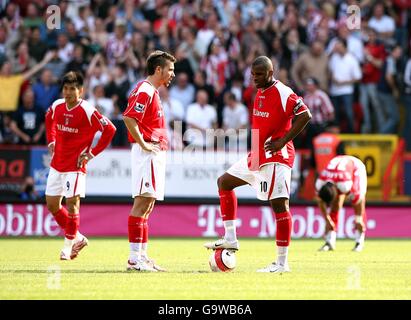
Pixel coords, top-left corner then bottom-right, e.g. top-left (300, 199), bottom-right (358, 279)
top-left (316, 196), bottom-right (335, 231)
top-left (78, 113), bottom-right (117, 167)
top-left (45, 107), bottom-right (56, 156)
top-left (264, 109), bottom-right (312, 153)
top-left (123, 116), bottom-right (160, 153)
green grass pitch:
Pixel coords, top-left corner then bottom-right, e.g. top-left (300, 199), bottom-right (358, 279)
top-left (0, 238), bottom-right (410, 300)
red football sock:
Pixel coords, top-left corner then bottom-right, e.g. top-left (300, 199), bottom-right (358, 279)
top-left (53, 207), bottom-right (69, 230)
top-left (128, 216), bottom-right (145, 243)
top-left (330, 211), bottom-right (339, 230)
top-left (275, 211), bottom-right (292, 247)
top-left (218, 190), bottom-right (237, 221)
top-left (143, 218), bottom-right (148, 243)
top-left (65, 213), bottom-right (79, 240)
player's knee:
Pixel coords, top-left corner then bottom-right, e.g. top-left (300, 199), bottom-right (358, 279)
top-left (270, 198), bottom-right (289, 213)
top-left (46, 202), bottom-right (60, 214)
top-left (217, 175), bottom-right (232, 190)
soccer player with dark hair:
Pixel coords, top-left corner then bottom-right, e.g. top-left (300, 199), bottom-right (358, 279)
top-left (204, 56), bottom-right (312, 273)
top-left (123, 50), bottom-right (176, 272)
top-left (45, 71), bottom-right (117, 260)
top-left (315, 155), bottom-right (368, 252)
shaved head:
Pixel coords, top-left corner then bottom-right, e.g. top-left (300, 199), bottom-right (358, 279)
top-left (252, 56), bottom-right (273, 72)
top-left (251, 56), bottom-right (274, 89)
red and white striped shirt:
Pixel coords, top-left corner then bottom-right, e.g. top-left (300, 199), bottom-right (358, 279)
top-left (303, 89), bottom-right (334, 125)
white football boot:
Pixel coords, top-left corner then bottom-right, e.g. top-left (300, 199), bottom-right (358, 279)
top-left (70, 234), bottom-right (89, 260)
top-left (204, 237), bottom-right (239, 250)
top-left (257, 262), bottom-right (291, 273)
top-left (127, 259), bottom-right (158, 272)
top-left (352, 242), bottom-right (364, 252)
top-left (318, 242), bottom-right (335, 252)
top-left (141, 256), bottom-right (167, 272)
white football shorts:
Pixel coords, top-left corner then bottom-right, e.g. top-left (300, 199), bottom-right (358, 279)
top-left (45, 167), bottom-right (86, 198)
top-left (131, 143), bottom-right (166, 200)
top-left (227, 155), bottom-right (291, 201)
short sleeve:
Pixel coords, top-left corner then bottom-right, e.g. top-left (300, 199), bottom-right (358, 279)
top-left (123, 91), bottom-right (152, 122)
top-left (285, 93), bottom-right (308, 117)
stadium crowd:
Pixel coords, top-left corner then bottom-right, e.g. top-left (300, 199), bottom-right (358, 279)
top-left (0, 0), bottom-right (411, 152)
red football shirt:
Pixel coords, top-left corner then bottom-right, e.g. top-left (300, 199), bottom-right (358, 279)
top-left (248, 80), bottom-right (309, 170)
top-left (317, 155), bottom-right (365, 204)
top-left (123, 80), bottom-right (168, 150)
top-left (45, 98), bottom-right (116, 174)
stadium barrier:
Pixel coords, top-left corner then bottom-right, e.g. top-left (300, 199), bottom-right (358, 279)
top-left (1, 203), bottom-right (410, 238)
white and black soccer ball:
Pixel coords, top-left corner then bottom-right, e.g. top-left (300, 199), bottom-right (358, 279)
top-left (209, 248), bottom-right (236, 272)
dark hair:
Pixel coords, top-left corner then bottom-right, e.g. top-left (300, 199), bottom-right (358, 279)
top-left (146, 50), bottom-right (176, 75)
top-left (318, 182), bottom-right (336, 205)
top-left (337, 37), bottom-right (347, 49)
top-left (62, 71), bottom-right (84, 88)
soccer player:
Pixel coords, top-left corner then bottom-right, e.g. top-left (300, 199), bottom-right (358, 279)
top-left (45, 71), bottom-right (116, 260)
top-left (315, 155), bottom-right (367, 252)
top-left (204, 56), bottom-right (312, 273)
top-left (123, 51), bottom-right (176, 272)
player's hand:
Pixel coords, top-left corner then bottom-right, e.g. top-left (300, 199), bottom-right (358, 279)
top-left (77, 152), bottom-right (93, 168)
top-left (142, 142), bottom-right (160, 154)
top-left (264, 138), bottom-right (286, 154)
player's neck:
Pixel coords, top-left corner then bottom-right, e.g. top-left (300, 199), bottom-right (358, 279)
top-left (262, 80), bottom-right (275, 90)
top-left (146, 76), bottom-right (161, 89)
top-left (66, 99), bottom-right (81, 110)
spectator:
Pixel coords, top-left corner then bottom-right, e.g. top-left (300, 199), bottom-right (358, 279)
top-left (65, 44), bottom-right (88, 75)
top-left (158, 86), bottom-right (185, 150)
top-left (377, 45), bottom-right (402, 134)
top-left (185, 89), bottom-right (218, 149)
top-left (86, 53), bottom-right (110, 98)
top-left (193, 70), bottom-right (215, 105)
top-left (19, 176), bottom-right (39, 201)
top-left (359, 27), bottom-right (386, 133)
top-left (27, 27), bottom-right (48, 63)
top-left (56, 33), bottom-right (74, 64)
top-left (328, 38), bottom-right (362, 133)
top-left (105, 19), bottom-right (130, 67)
top-left (222, 91), bottom-right (248, 151)
top-left (403, 57), bottom-right (411, 151)
top-left (0, 112), bottom-right (19, 144)
top-left (32, 69), bottom-right (60, 112)
top-left (367, 2), bottom-right (396, 46)
top-left (0, 51), bottom-right (55, 112)
top-left (291, 40), bottom-right (329, 93)
top-left (10, 88), bottom-right (45, 145)
top-left (169, 72), bottom-right (196, 114)
top-left (104, 62), bottom-right (130, 112)
top-left (88, 84), bottom-right (114, 119)
top-left (10, 41), bottom-right (37, 74)
top-left (303, 77), bottom-right (335, 148)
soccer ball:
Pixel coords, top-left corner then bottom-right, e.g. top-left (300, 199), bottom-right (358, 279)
top-left (209, 248), bottom-right (236, 272)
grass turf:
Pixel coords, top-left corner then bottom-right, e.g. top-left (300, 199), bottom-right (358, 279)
top-left (0, 238), bottom-right (410, 300)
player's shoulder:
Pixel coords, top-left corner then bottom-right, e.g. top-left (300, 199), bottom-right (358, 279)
top-left (50, 98), bottom-right (66, 111)
top-left (130, 80), bottom-right (156, 98)
top-left (79, 99), bottom-right (98, 122)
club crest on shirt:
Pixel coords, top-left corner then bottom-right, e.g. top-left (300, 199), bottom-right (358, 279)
top-left (258, 99), bottom-right (263, 108)
top-left (134, 103), bottom-right (145, 113)
top-left (65, 117), bottom-right (69, 125)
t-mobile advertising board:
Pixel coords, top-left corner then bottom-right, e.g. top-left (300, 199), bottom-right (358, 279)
top-left (0, 203), bottom-right (410, 238)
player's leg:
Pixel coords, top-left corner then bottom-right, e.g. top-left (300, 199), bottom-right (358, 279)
top-left (204, 157), bottom-right (250, 250)
top-left (127, 196), bottom-right (160, 271)
top-left (352, 200), bottom-right (366, 252)
top-left (45, 168), bottom-right (68, 231)
top-left (59, 195), bottom-right (81, 260)
top-left (61, 173), bottom-right (88, 260)
top-left (320, 194), bottom-right (345, 251)
top-left (257, 164), bottom-right (291, 273)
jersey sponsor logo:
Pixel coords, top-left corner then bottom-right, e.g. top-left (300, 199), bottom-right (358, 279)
top-left (134, 103), bottom-right (145, 113)
top-left (57, 124), bottom-right (79, 133)
top-left (293, 98), bottom-right (304, 114)
top-left (253, 109), bottom-right (270, 118)
top-left (157, 110), bottom-right (163, 118)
